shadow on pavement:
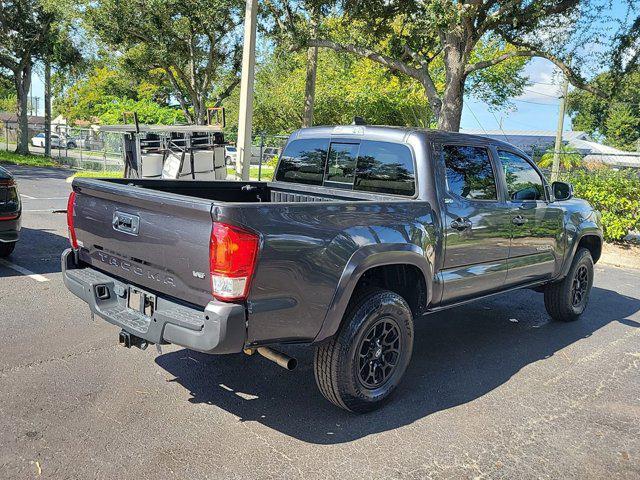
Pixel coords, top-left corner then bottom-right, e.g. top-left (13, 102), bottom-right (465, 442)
top-left (0, 227), bottom-right (68, 276)
top-left (1, 164), bottom-right (71, 181)
top-left (155, 286), bottom-right (640, 445)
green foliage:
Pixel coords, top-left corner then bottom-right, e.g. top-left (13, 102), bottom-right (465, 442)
top-left (538, 146), bottom-right (583, 170)
top-left (563, 169), bottom-right (640, 242)
top-left (225, 48), bottom-right (433, 134)
top-left (95, 98), bottom-right (184, 125)
top-left (265, 155), bottom-right (279, 169)
top-left (85, 0), bottom-right (243, 123)
top-left (54, 64), bottom-right (183, 125)
top-left (604, 104), bottom-right (640, 151)
top-left (0, 95), bottom-right (16, 112)
top-left (72, 170), bottom-right (123, 179)
top-left (567, 72), bottom-right (640, 151)
top-left (0, 150), bottom-right (59, 168)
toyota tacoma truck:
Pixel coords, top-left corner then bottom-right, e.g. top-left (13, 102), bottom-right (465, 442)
top-left (62, 126), bottom-right (603, 413)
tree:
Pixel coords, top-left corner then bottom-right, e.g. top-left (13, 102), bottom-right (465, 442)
top-left (86, 0), bottom-right (244, 124)
top-left (604, 104), bottom-right (639, 151)
top-left (38, 7), bottom-right (83, 156)
top-left (0, 1), bottom-right (55, 154)
top-left (538, 145), bottom-right (582, 171)
top-left (567, 72), bottom-right (640, 151)
top-left (224, 47), bottom-right (434, 134)
top-left (54, 64), bottom-right (184, 125)
top-left (267, 1), bottom-right (631, 132)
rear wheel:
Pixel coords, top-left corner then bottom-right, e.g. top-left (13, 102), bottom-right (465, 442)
top-left (0, 242), bottom-right (16, 257)
top-left (314, 289), bottom-right (414, 413)
top-left (544, 248), bottom-right (594, 322)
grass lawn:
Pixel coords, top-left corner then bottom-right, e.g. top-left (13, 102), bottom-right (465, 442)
top-left (72, 170), bottom-right (124, 179)
top-left (0, 150), bottom-right (60, 168)
top-left (227, 166), bottom-right (275, 180)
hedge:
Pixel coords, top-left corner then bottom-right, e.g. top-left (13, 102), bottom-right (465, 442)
top-left (562, 169), bottom-right (640, 242)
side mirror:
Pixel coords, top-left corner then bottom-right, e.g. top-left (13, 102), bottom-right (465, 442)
top-left (552, 181), bottom-right (573, 201)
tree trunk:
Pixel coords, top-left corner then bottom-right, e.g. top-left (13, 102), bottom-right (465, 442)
top-left (14, 63), bottom-right (32, 155)
top-left (302, 44), bottom-right (318, 127)
top-left (193, 97), bottom-right (207, 125)
top-left (302, 14), bottom-right (319, 128)
top-left (437, 36), bottom-right (468, 132)
top-left (44, 60), bottom-right (51, 157)
top-left (437, 77), bottom-right (464, 131)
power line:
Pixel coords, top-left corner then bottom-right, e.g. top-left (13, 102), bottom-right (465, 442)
top-left (513, 98), bottom-right (560, 106)
top-left (490, 110), bottom-right (510, 143)
top-left (523, 87), bottom-right (560, 98)
top-left (465, 103), bottom-right (487, 134)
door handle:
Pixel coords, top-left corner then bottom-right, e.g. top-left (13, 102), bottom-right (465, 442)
top-left (450, 217), bottom-right (472, 231)
top-left (512, 215), bottom-right (527, 226)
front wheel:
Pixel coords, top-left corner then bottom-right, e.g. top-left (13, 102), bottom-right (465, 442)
top-left (544, 248), bottom-right (594, 322)
top-left (314, 289), bottom-right (414, 413)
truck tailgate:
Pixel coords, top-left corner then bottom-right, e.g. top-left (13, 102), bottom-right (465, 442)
top-left (72, 178), bottom-right (215, 307)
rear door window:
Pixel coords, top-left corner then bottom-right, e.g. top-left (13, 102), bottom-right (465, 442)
top-left (354, 141), bottom-right (415, 196)
top-left (443, 145), bottom-right (497, 200)
top-left (275, 138), bottom-right (329, 185)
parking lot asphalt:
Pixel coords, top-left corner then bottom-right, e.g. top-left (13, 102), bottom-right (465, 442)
top-left (1, 165), bottom-right (639, 479)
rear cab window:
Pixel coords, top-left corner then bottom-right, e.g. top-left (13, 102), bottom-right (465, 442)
top-left (276, 137), bottom-right (416, 196)
top-left (275, 138), bottom-right (329, 185)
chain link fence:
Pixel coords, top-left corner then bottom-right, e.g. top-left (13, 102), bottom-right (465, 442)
top-left (1, 121), bottom-right (126, 172)
top-left (1, 121), bottom-right (290, 181)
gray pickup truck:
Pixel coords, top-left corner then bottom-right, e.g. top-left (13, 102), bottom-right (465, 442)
top-left (62, 126), bottom-right (603, 412)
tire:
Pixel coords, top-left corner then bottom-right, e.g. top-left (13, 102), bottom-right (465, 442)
top-left (67, 142), bottom-right (76, 149)
top-left (0, 242), bottom-right (16, 257)
top-left (544, 248), bottom-right (594, 322)
top-left (314, 289), bottom-right (414, 413)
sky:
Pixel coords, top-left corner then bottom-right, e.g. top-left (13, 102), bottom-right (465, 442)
top-left (461, 58), bottom-right (570, 132)
top-left (28, 1), bottom-right (635, 134)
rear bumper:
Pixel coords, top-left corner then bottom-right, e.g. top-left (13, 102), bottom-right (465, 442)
top-left (61, 249), bottom-right (247, 354)
top-left (0, 216), bottom-right (21, 243)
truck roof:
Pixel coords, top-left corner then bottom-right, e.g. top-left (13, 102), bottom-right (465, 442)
top-left (289, 125), bottom-right (525, 155)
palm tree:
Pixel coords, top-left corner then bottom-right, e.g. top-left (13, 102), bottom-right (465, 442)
top-left (538, 145), bottom-right (583, 171)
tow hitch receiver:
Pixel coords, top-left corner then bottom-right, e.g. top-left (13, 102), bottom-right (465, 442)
top-left (119, 330), bottom-right (151, 350)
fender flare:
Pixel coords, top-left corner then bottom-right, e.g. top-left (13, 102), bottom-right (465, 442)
top-left (558, 225), bottom-right (603, 279)
top-left (313, 243), bottom-right (433, 343)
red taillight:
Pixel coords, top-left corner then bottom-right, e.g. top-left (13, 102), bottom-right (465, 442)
top-left (67, 191), bottom-right (78, 249)
top-left (0, 179), bottom-right (16, 187)
top-left (209, 222), bottom-right (259, 301)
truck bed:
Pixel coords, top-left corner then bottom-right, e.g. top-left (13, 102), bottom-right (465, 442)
top-left (71, 178), bottom-right (421, 313)
top-left (90, 178), bottom-right (395, 203)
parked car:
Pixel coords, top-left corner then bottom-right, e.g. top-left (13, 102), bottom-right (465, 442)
top-left (224, 145), bottom-right (237, 166)
top-left (31, 133), bottom-right (77, 149)
top-left (0, 166), bottom-right (21, 257)
top-left (62, 126), bottom-right (603, 412)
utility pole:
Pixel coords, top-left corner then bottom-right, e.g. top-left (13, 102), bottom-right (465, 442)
top-left (44, 61), bottom-right (51, 157)
top-left (236, 0), bottom-right (258, 181)
top-left (552, 76), bottom-right (569, 182)
top-left (34, 96), bottom-right (40, 117)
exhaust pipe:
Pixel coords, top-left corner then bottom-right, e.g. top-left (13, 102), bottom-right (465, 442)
top-left (245, 347), bottom-right (297, 370)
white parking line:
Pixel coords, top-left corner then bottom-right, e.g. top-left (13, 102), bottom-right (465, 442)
top-left (21, 196), bottom-right (68, 200)
top-left (0, 259), bottom-right (49, 282)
